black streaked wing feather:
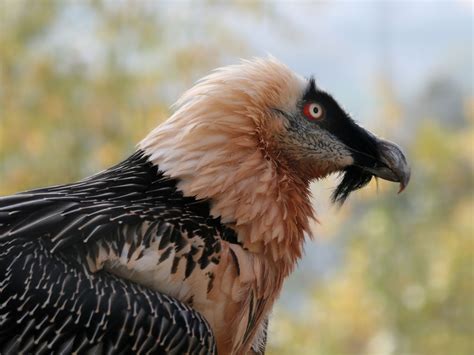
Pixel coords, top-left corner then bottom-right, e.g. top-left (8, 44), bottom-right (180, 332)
top-left (0, 151), bottom-right (236, 252)
top-left (0, 150), bottom-right (236, 354)
top-left (0, 239), bottom-right (215, 355)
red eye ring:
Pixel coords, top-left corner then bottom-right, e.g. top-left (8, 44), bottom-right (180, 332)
top-left (304, 102), bottom-right (324, 120)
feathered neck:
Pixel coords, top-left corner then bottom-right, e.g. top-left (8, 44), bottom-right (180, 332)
top-left (139, 58), bottom-right (314, 275)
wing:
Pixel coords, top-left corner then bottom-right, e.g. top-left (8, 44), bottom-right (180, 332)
top-left (0, 238), bottom-right (215, 354)
top-left (0, 150), bottom-right (235, 354)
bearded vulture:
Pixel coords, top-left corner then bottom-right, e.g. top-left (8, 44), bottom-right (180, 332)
top-left (0, 57), bottom-right (410, 354)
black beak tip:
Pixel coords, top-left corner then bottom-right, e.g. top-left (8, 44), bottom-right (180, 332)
top-left (377, 139), bottom-right (410, 194)
top-left (397, 167), bottom-right (411, 194)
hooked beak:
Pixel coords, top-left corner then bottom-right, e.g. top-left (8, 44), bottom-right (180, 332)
top-left (360, 138), bottom-right (411, 193)
top-left (333, 128), bottom-right (411, 205)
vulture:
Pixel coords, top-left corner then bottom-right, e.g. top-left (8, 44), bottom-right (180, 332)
top-left (0, 57), bottom-right (410, 354)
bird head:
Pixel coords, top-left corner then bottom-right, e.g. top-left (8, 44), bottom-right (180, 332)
top-left (140, 57), bottom-right (410, 262)
top-left (268, 76), bottom-right (410, 204)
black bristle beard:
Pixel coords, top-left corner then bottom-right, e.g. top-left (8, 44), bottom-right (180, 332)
top-left (332, 166), bottom-right (374, 205)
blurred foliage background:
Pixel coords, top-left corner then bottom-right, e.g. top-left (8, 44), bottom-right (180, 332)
top-left (0, 1), bottom-right (472, 354)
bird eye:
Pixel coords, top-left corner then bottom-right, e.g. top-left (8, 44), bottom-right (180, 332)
top-left (303, 102), bottom-right (324, 120)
